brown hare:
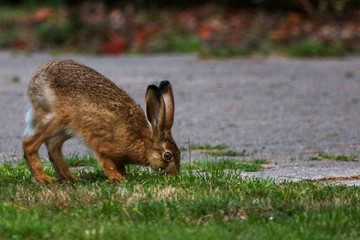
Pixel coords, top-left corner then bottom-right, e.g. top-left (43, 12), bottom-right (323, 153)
top-left (22, 60), bottom-right (180, 183)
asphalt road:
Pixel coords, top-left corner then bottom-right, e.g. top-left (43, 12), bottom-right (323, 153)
top-left (0, 51), bottom-right (359, 184)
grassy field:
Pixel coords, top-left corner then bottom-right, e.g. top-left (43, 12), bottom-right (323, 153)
top-left (0, 157), bottom-right (359, 240)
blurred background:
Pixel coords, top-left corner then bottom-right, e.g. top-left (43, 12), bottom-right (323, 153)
top-left (0, 0), bottom-right (359, 57)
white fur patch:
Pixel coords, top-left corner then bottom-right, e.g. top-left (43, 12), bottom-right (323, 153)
top-left (43, 85), bottom-right (56, 106)
top-left (38, 85), bottom-right (56, 112)
top-left (42, 113), bottom-right (55, 125)
top-left (23, 105), bottom-right (35, 137)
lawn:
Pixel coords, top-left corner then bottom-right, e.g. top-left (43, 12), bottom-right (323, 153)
top-left (0, 158), bottom-right (359, 240)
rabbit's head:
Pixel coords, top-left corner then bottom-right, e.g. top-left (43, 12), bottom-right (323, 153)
top-left (145, 81), bottom-right (180, 175)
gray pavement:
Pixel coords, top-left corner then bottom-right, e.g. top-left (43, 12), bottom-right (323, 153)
top-left (0, 51), bottom-right (359, 185)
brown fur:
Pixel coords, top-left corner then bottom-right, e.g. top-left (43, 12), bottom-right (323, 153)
top-left (23, 60), bottom-right (180, 183)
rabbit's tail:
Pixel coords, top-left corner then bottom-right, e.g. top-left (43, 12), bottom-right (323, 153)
top-left (23, 104), bottom-right (36, 137)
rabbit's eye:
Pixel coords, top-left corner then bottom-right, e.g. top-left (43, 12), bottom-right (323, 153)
top-left (163, 151), bottom-right (173, 161)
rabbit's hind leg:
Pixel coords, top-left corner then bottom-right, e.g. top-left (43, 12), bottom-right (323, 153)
top-left (45, 131), bottom-right (77, 183)
top-left (23, 120), bottom-right (59, 183)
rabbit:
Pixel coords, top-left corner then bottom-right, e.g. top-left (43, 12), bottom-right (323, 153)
top-left (22, 60), bottom-right (180, 183)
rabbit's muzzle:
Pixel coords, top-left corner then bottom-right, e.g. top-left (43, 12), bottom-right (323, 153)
top-left (163, 162), bottom-right (180, 176)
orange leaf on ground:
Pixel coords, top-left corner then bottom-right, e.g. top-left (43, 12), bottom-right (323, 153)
top-left (11, 39), bottom-right (30, 50)
top-left (197, 25), bottom-right (214, 40)
top-left (32, 8), bottom-right (53, 23)
top-left (100, 34), bottom-right (127, 54)
top-left (133, 26), bottom-right (158, 50)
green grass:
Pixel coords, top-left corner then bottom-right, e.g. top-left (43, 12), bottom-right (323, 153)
top-left (0, 7), bottom-right (31, 23)
top-left (200, 46), bottom-right (251, 58)
top-left (310, 152), bottom-right (359, 161)
top-left (207, 149), bottom-right (248, 157)
top-left (65, 154), bottom-right (99, 167)
top-left (11, 75), bottom-right (21, 83)
top-left (286, 40), bottom-right (346, 57)
top-left (180, 143), bottom-right (229, 151)
top-left (1, 159), bottom-right (360, 239)
top-left (183, 159), bottom-right (268, 172)
top-left (148, 32), bottom-right (201, 53)
top-left (36, 19), bottom-right (77, 47)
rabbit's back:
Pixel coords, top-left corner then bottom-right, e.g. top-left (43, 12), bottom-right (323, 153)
top-left (28, 60), bottom-right (147, 124)
top-left (31, 61), bottom-right (134, 107)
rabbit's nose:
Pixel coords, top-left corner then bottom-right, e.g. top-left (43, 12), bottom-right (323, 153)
top-left (165, 166), bottom-right (179, 176)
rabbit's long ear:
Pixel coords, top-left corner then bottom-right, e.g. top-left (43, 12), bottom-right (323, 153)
top-left (159, 81), bottom-right (174, 130)
top-left (145, 85), bottom-right (166, 131)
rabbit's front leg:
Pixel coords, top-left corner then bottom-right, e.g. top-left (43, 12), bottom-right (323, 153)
top-left (97, 155), bottom-right (125, 182)
top-left (45, 132), bottom-right (77, 182)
